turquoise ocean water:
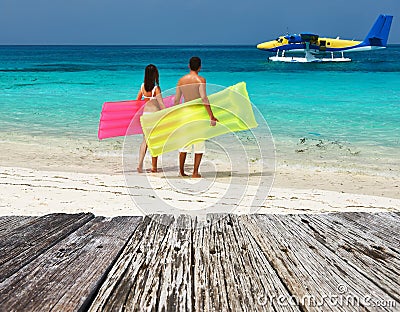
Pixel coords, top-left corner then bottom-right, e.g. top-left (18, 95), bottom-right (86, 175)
top-left (1, 45), bottom-right (399, 172)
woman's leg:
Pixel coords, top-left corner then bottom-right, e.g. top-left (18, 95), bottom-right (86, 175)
top-left (137, 137), bottom-right (147, 173)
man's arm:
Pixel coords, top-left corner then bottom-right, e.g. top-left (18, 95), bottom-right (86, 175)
top-left (174, 84), bottom-right (182, 106)
top-left (199, 79), bottom-right (218, 126)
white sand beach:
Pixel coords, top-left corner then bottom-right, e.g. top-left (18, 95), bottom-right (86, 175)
top-left (1, 135), bottom-right (399, 217)
top-left (1, 165), bottom-right (399, 217)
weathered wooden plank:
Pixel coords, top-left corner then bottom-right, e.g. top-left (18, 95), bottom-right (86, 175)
top-left (0, 216), bottom-right (37, 236)
top-left (156, 215), bottom-right (193, 311)
top-left (0, 216), bottom-right (142, 312)
top-left (88, 215), bottom-right (193, 312)
top-left (0, 213), bottom-right (94, 282)
top-left (0, 212), bottom-right (398, 312)
top-left (324, 212), bottom-right (400, 249)
top-left (241, 214), bottom-right (398, 311)
top-left (193, 214), bottom-right (229, 311)
top-left (193, 214), bottom-right (300, 312)
top-left (299, 213), bottom-right (400, 302)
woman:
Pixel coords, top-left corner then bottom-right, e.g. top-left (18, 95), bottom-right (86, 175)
top-left (136, 64), bottom-right (165, 173)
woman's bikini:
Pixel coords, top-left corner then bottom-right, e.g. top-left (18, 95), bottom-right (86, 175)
top-left (141, 83), bottom-right (159, 114)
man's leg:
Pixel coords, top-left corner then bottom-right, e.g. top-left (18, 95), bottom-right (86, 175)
top-left (151, 156), bottom-right (158, 173)
top-left (179, 152), bottom-right (188, 176)
top-left (192, 153), bottom-right (203, 178)
top-left (192, 141), bottom-right (205, 178)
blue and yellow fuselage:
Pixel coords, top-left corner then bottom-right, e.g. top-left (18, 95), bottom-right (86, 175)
top-left (257, 36), bottom-right (370, 53)
top-left (257, 14), bottom-right (393, 54)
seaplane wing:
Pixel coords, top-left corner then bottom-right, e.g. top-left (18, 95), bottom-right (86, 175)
top-left (257, 14), bottom-right (393, 63)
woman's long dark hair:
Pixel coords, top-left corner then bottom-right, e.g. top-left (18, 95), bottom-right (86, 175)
top-left (143, 64), bottom-right (159, 92)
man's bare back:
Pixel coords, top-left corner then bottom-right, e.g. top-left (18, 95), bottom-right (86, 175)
top-left (174, 71), bottom-right (217, 126)
top-left (176, 73), bottom-right (206, 102)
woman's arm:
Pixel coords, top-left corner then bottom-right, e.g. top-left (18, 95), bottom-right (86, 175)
top-left (155, 86), bottom-right (166, 109)
top-left (136, 89), bottom-right (143, 101)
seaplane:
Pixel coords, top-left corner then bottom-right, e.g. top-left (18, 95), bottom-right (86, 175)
top-left (257, 14), bottom-right (393, 63)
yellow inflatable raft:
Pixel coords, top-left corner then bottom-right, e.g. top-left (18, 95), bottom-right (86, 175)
top-left (140, 82), bottom-right (258, 156)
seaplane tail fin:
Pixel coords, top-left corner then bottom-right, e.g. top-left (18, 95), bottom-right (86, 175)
top-left (363, 14), bottom-right (393, 47)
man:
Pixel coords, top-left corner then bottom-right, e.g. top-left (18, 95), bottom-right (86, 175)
top-left (174, 56), bottom-right (218, 178)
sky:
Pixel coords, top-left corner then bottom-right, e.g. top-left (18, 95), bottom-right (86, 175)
top-left (0, 0), bottom-right (399, 45)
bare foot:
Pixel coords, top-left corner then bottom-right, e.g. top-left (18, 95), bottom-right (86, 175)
top-left (151, 168), bottom-right (158, 173)
top-left (192, 173), bottom-right (202, 178)
top-left (137, 167), bottom-right (143, 173)
top-left (179, 172), bottom-right (189, 177)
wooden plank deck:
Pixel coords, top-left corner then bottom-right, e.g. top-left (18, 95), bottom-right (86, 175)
top-left (0, 212), bottom-right (398, 311)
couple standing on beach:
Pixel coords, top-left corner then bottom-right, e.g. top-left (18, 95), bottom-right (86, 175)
top-left (136, 57), bottom-right (218, 178)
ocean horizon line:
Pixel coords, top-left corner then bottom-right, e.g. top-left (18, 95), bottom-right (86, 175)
top-left (0, 44), bottom-right (258, 48)
top-left (1, 43), bottom-right (400, 47)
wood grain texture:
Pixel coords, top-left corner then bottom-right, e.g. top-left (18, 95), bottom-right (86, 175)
top-left (0, 216), bottom-right (36, 236)
top-left (0, 212), bottom-right (398, 312)
top-left (300, 213), bottom-right (400, 301)
top-left (193, 214), bottom-right (300, 312)
top-left (323, 212), bottom-right (400, 249)
top-left (0, 213), bottom-right (94, 282)
top-left (88, 215), bottom-right (193, 312)
top-left (240, 214), bottom-right (399, 312)
top-left (0, 216), bottom-right (141, 312)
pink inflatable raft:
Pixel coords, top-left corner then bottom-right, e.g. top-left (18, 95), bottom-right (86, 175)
top-left (98, 95), bottom-right (176, 140)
